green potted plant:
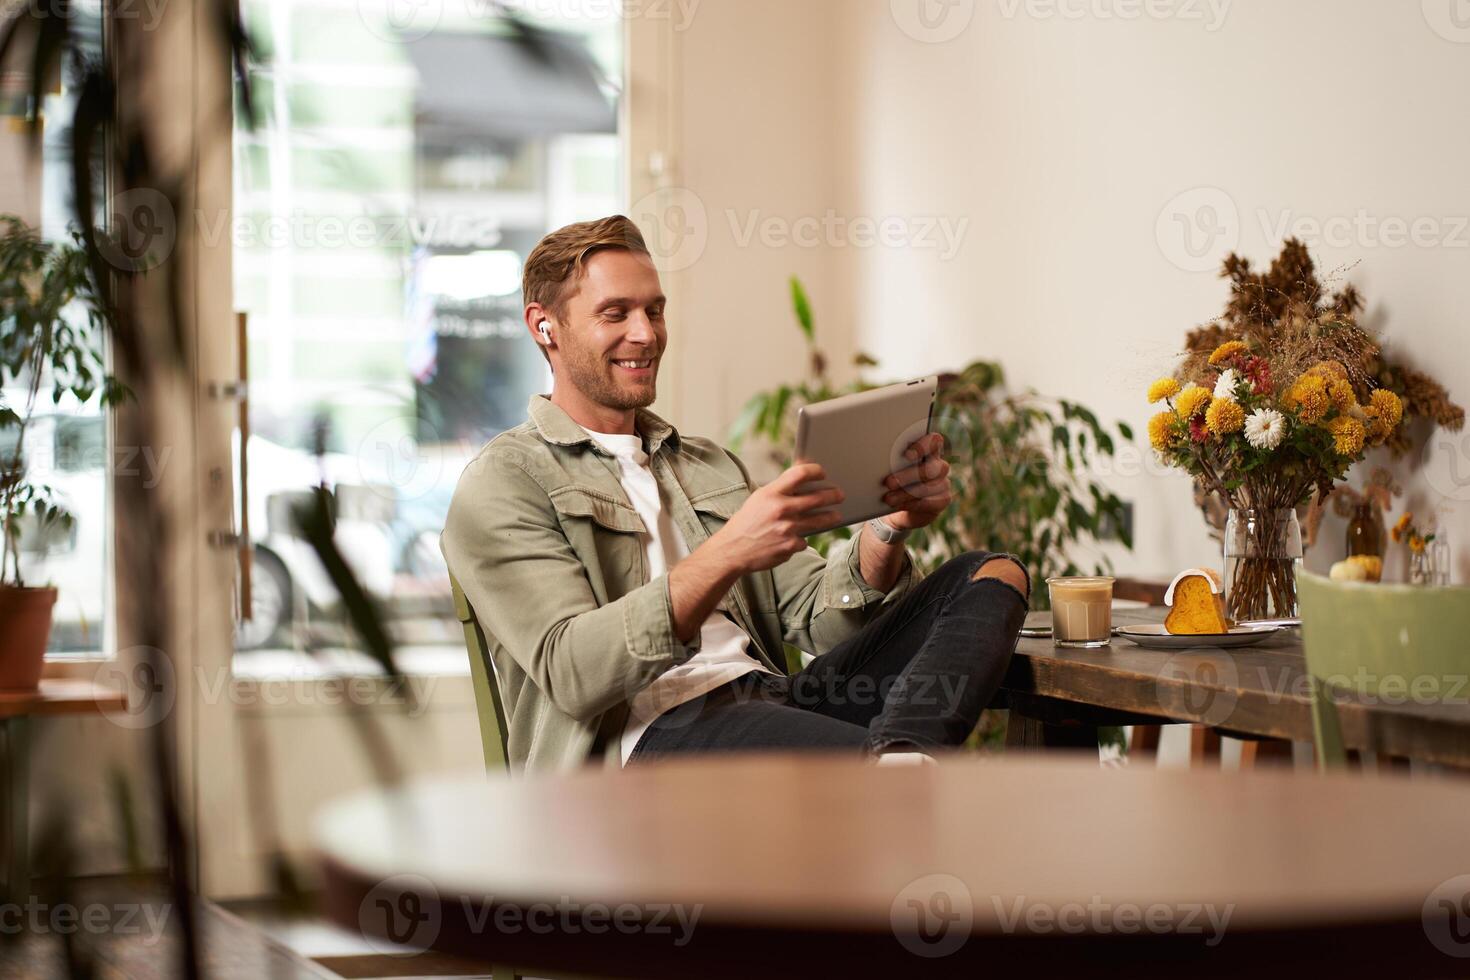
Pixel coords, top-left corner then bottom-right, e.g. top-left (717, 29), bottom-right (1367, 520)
top-left (0, 216), bottom-right (126, 689)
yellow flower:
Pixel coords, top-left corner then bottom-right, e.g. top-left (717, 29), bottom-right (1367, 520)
top-left (1410, 534), bottom-right (1426, 554)
top-left (1306, 360), bottom-right (1349, 383)
top-left (1148, 411), bottom-right (1177, 452)
top-left (1327, 416), bottom-right (1366, 456)
top-left (1148, 377), bottom-right (1182, 404)
top-left (1391, 512), bottom-right (1413, 543)
top-left (1208, 341), bottom-right (1249, 366)
top-left (1369, 388), bottom-right (1403, 428)
top-left (1283, 375), bottom-right (1330, 424)
top-left (1328, 379), bottom-right (1358, 413)
top-left (1174, 385), bottom-right (1211, 420)
top-left (1205, 397), bottom-right (1245, 435)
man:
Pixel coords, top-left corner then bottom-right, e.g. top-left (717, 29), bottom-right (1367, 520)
top-left (441, 215), bottom-right (1029, 772)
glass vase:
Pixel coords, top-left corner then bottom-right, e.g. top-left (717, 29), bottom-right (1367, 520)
top-left (1410, 540), bottom-right (1450, 586)
top-left (1223, 508), bottom-right (1303, 623)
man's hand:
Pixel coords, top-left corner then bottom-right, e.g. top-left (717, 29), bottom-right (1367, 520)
top-left (881, 432), bottom-right (952, 531)
top-left (711, 462), bottom-right (845, 574)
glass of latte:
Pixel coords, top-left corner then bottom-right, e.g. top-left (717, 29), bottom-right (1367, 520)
top-left (1046, 576), bottom-right (1115, 648)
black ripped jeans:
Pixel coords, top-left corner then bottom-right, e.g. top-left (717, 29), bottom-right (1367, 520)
top-left (626, 551), bottom-right (1030, 762)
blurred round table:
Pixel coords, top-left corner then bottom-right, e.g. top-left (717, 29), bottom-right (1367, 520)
top-left (317, 753), bottom-right (1470, 978)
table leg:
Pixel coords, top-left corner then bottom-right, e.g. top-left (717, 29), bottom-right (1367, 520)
top-left (1004, 711), bottom-right (1098, 754)
top-left (2, 716), bottom-right (30, 905)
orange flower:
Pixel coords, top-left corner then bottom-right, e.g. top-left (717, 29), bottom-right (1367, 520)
top-left (1283, 375), bottom-right (1330, 424)
top-left (1391, 512), bottom-right (1413, 543)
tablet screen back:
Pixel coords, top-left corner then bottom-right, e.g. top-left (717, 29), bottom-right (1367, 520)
top-left (794, 376), bottom-right (938, 533)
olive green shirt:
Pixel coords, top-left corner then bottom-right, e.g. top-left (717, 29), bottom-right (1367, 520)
top-left (440, 395), bottom-right (916, 772)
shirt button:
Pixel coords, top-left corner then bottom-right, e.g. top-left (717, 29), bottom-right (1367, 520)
top-left (841, 594), bottom-right (852, 604)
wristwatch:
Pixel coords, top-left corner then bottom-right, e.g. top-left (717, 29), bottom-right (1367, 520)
top-left (867, 517), bottom-right (911, 545)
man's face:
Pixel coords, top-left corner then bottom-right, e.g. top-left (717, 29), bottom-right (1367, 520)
top-left (553, 249), bottom-right (667, 411)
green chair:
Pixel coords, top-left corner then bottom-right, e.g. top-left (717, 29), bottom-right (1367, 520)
top-left (1297, 568), bottom-right (1470, 769)
top-left (450, 573), bottom-right (511, 773)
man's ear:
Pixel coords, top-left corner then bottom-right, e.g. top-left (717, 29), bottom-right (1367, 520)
top-left (525, 304), bottom-right (554, 347)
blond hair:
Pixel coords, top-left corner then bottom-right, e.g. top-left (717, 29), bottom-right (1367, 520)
top-left (522, 215), bottom-right (651, 322)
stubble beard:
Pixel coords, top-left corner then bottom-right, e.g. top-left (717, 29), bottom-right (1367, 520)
top-left (561, 343), bottom-right (659, 411)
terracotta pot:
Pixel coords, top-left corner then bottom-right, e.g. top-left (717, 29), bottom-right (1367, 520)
top-left (0, 584), bottom-right (57, 691)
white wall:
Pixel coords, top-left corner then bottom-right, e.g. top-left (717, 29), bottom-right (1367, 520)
top-left (833, 0), bottom-right (1470, 582)
top-left (637, 0), bottom-right (858, 455)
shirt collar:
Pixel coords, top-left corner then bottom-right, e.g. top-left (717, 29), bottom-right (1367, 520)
top-left (526, 395), bottom-right (682, 457)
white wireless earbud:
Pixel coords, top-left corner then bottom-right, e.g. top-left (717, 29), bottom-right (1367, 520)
top-left (538, 320), bottom-right (553, 345)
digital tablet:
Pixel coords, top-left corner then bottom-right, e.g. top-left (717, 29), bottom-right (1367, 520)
top-left (794, 376), bottom-right (939, 534)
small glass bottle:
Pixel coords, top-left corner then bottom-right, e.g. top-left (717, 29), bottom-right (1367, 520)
top-left (1345, 502), bottom-right (1384, 558)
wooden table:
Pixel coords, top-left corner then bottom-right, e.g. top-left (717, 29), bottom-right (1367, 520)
top-left (1, 678), bottom-right (128, 903)
top-left (317, 755), bottom-right (1470, 978)
top-left (1000, 606), bottom-right (1470, 765)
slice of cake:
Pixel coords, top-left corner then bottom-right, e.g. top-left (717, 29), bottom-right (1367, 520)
top-left (1163, 568), bottom-right (1230, 635)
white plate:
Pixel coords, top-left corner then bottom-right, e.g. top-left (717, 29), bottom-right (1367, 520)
top-left (1115, 623), bottom-right (1281, 649)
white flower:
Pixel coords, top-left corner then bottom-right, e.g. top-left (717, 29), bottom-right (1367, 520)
top-left (1244, 407), bottom-right (1286, 451)
top-left (1213, 368), bottom-right (1242, 402)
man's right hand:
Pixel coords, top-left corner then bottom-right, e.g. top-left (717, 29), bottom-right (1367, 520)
top-left (711, 463), bottom-right (845, 575)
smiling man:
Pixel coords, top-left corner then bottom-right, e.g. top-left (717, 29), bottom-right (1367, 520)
top-left (441, 215), bottom-right (1030, 772)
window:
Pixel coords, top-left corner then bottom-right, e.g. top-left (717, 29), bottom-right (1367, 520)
top-left (231, 0), bottom-right (623, 660)
top-left (5, 1), bottom-right (112, 657)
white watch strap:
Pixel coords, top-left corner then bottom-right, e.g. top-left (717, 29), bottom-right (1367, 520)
top-left (868, 517), bottom-right (910, 544)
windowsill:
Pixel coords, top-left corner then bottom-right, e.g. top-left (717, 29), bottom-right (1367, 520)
top-left (231, 645), bottom-right (471, 681)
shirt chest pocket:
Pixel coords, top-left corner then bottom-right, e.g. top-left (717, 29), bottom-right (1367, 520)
top-left (548, 487), bottom-right (647, 601)
top-left (688, 483), bottom-right (748, 536)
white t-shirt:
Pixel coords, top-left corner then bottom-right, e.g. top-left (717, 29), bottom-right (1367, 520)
top-left (580, 429), bottom-right (771, 764)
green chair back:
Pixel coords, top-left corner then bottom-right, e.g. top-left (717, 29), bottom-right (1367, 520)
top-left (1296, 568), bottom-right (1470, 768)
top-left (450, 573), bottom-right (511, 772)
